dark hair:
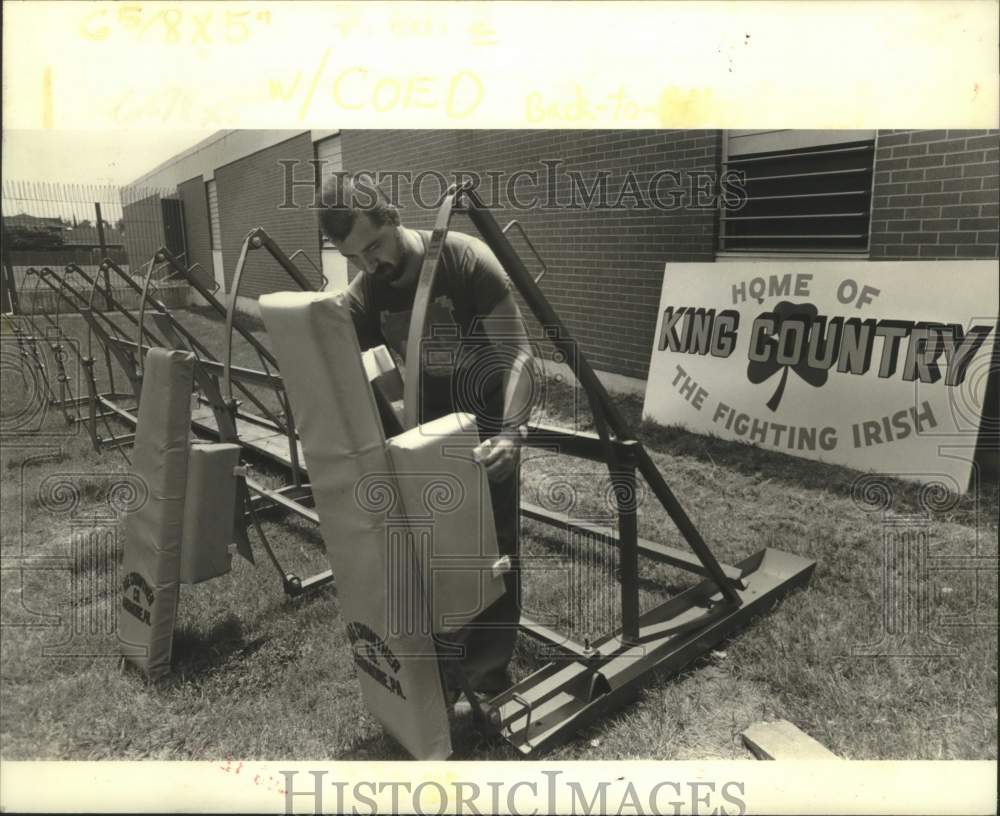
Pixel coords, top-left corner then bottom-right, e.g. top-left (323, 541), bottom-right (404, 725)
top-left (318, 173), bottom-right (400, 242)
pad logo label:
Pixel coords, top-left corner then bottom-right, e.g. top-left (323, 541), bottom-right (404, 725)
top-left (122, 571), bottom-right (154, 625)
top-left (346, 621), bottom-right (406, 700)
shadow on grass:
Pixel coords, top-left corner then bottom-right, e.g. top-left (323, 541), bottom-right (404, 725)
top-left (4, 448), bottom-right (72, 472)
top-left (446, 719), bottom-right (522, 760)
top-left (170, 614), bottom-right (267, 679)
top-left (336, 712), bottom-right (522, 761)
top-left (639, 417), bottom-right (998, 526)
top-left (541, 379), bottom-right (998, 530)
top-left (522, 520), bottom-right (689, 597)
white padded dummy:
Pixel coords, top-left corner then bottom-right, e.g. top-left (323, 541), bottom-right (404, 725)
top-left (118, 348), bottom-right (193, 680)
top-left (387, 413), bottom-right (506, 633)
top-left (179, 442), bottom-right (240, 584)
top-left (259, 290), bottom-right (452, 760)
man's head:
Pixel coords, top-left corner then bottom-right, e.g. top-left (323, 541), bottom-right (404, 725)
top-left (319, 174), bottom-right (412, 286)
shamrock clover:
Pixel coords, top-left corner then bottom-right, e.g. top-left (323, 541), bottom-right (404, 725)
top-left (746, 301), bottom-right (828, 412)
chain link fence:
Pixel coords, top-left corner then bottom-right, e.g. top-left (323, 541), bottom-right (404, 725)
top-left (2, 181), bottom-right (187, 314)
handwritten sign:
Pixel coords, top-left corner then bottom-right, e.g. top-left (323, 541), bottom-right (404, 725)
top-left (642, 261), bottom-right (998, 491)
top-left (4, 2), bottom-right (997, 130)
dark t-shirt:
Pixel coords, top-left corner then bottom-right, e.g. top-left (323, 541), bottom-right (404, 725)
top-left (347, 229), bottom-right (513, 429)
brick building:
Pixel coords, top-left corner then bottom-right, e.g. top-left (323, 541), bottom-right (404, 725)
top-left (124, 129), bottom-right (999, 392)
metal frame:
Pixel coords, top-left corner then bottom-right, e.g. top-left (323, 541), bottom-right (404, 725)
top-left (403, 183), bottom-right (816, 754)
top-left (26, 246), bottom-right (326, 597)
top-left (30, 266), bottom-right (107, 428)
top-left (115, 198), bottom-right (816, 754)
top-left (137, 238), bottom-right (334, 596)
top-left (6, 270), bottom-right (72, 421)
top-left (501, 220), bottom-right (547, 284)
top-left (26, 266), bottom-right (139, 457)
top-left (106, 208), bottom-right (813, 755)
top-left (33, 208), bottom-right (815, 754)
top-left (100, 256), bottom-right (288, 433)
top-left (30, 263), bottom-right (129, 419)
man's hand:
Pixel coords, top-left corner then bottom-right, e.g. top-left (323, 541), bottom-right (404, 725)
top-left (473, 431), bottom-right (522, 482)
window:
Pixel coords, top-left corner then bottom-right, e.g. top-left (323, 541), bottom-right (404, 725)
top-left (206, 179), bottom-right (221, 250)
top-left (315, 134), bottom-right (343, 248)
top-left (315, 134), bottom-right (343, 177)
top-left (314, 134), bottom-right (348, 290)
top-left (719, 130), bottom-right (876, 255)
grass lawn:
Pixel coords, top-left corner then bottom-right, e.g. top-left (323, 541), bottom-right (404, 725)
top-left (2, 306), bottom-right (997, 761)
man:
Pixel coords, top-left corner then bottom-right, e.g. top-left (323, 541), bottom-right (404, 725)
top-left (318, 173), bottom-right (535, 699)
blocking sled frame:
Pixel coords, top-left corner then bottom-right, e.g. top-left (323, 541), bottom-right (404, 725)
top-left (104, 240), bottom-right (338, 597)
top-left (28, 186), bottom-right (815, 755)
top-left (29, 247), bottom-right (335, 597)
top-left (400, 183), bottom-right (817, 754)
top-left (100, 231), bottom-right (405, 598)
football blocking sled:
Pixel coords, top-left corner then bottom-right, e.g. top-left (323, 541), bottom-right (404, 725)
top-left (113, 190), bottom-right (814, 756)
top-left (259, 290), bottom-right (507, 759)
top-left (18, 265), bottom-right (142, 454)
top-left (140, 236), bottom-right (404, 596)
top-left (256, 184), bottom-right (815, 756)
top-left (423, 185), bottom-right (815, 754)
top-left (74, 238), bottom-right (411, 601)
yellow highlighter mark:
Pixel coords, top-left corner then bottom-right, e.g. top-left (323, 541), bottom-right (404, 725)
top-left (265, 50), bottom-right (485, 121)
top-left (42, 65), bottom-right (54, 128)
top-left (268, 73), bottom-right (302, 103)
top-left (299, 48), bottom-right (332, 122)
top-left (78, 5), bottom-right (272, 46)
top-left (656, 86), bottom-right (715, 126)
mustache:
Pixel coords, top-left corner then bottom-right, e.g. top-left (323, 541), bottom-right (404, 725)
top-left (372, 262), bottom-right (401, 281)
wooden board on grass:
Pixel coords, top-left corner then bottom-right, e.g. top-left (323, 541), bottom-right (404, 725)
top-left (742, 719), bottom-right (839, 760)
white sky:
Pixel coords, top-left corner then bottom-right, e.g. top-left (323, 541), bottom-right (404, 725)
top-left (2, 129), bottom-right (214, 187)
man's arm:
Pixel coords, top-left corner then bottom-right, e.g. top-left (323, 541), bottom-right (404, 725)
top-left (347, 271), bottom-right (384, 352)
top-left (475, 291), bottom-right (537, 481)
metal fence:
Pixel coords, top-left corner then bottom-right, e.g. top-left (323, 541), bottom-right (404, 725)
top-left (2, 181), bottom-right (181, 314)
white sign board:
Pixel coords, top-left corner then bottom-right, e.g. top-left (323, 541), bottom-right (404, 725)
top-left (642, 261), bottom-right (998, 491)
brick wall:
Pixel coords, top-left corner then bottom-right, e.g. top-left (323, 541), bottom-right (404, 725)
top-left (339, 130), bottom-right (720, 381)
top-left (870, 129), bottom-right (999, 260)
top-left (192, 127), bottom-right (994, 379)
top-left (177, 175), bottom-right (213, 285)
top-left (870, 129), bottom-right (999, 480)
top-left (214, 132), bottom-right (322, 299)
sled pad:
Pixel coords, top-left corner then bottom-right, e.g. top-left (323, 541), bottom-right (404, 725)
top-left (387, 412), bottom-right (506, 633)
top-left (118, 348), bottom-right (194, 680)
top-left (179, 442), bottom-right (240, 584)
top-left (259, 291), bottom-right (451, 760)
top-left (363, 345), bottom-right (405, 428)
